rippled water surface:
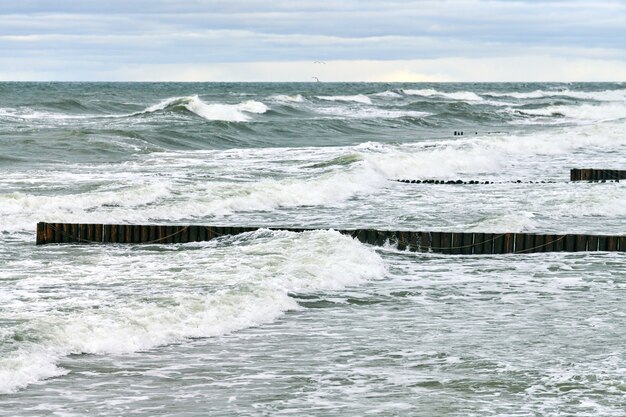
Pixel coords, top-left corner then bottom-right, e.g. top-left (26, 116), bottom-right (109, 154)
top-left (1, 82), bottom-right (625, 416)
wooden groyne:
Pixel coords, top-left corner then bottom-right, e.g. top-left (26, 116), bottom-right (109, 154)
top-left (571, 169), bottom-right (626, 181)
top-left (36, 222), bottom-right (626, 254)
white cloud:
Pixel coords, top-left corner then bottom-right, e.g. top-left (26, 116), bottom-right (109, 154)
top-left (92, 56), bottom-right (626, 82)
top-left (1, 1), bottom-right (625, 81)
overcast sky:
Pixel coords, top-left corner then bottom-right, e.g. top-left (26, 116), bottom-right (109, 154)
top-left (1, 0), bottom-right (625, 81)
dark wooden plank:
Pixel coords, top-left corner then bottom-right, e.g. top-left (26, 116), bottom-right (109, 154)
top-left (502, 233), bottom-right (515, 253)
top-left (520, 233), bottom-right (534, 253)
top-left (473, 233), bottom-right (485, 254)
top-left (206, 226), bottom-right (216, 241)
top-left (356, 229), bottom-right (367, 244)
top-left (514, 233), bottom-right (525, 253)
top-left (189, 225), bottom-right (198, 242)
top-left (69, 223), bottom-right (79, 243)
top-left (85, 224), bottom-right (94, 243)
top-left (565, 234), bottom-right (576, 252)
top-left (130, 225), bottom-right (139, 243)
top-left (619, 236), bottom-right (626, 252)
top-left (36, 222), bottom-right (47, 244)
top-left (94, 224), bottom-right (103, 243)
top-left (196, 225), bottom-right (207, 242)
top-left (543, 234), bottom-right (555, 252)
top-left (492, 234), bottom-right (504, 254)
top-left (419, 232), bottom-right (429, 252)
top-left (451, 233), bottom-right (462, 255)
top-left (116, 225), bottom-right (124, 243)
top-left (575, 234), bottom-right (587, 251)
top-left (165, 226), bottom-right (174, 244)
top-left (461, 233), bottom-right (474, 255)
top-left (366, 229), bottom-right (378, 245)
top-left (554, 234), bottom-right (565, 252)
top-left (109, 224), bottom-right (118, 243)
top-left (534, 234), bottom-right (545, 253)
top-left (112, 225), bottom-right (121, 243)
top-left (47, 222), bottom-right (55, 243)
top-left (587, 235), bottom-right (598, 251)
top-left (59, 223), bottom-right (69, 243)
top-left (178, 226), bottom-right (189, 244)
top-left (440, 232), bottom-right (452, 254)
top-left (598, 235), bottom-right (608, 252)
top-left (606, 236), bottom-right (618, 251)
top-left (431, 232), bottom-right (442, 253)
top-left (124, 225), bottom-right (133, 243)
top-left (396, 231), bottom-right (407, 251)
top-left (376, 230), bottom-right (388, 246)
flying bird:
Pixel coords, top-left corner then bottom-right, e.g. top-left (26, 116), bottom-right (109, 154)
top-left (312, 76), bottom-right (320, 82)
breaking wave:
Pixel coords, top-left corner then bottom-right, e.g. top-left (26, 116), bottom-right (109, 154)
top-left (402, 89), bottom-right (484, 102)
top-left (139, 96), bottom-right (269, 122)
top-left (316, 94), bottom-right (373, 104)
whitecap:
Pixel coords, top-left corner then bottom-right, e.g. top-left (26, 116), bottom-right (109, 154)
top-left (486, 89), bottom-right (626, 101)
top-left (0, 230), bottom-right (385, 393)
top-left (402, 89), bottom-right (484, 102)
top-left (316, 94), bottom-right (372, 104)
top-left (272, 94), bottom-right (305, 103)
top-left (139, 95), bottom-right (268, 122)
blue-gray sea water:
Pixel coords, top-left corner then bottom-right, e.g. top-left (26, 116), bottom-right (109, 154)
top-left (1, 82), bottom-right (625, 416)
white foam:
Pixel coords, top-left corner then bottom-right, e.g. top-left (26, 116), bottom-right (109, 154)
top-left (272, 94), bottom-right (305, 103)
top-left (0, 230), bottom-right (385, 393)
top-left (316, 94), bottom-right (372, 104)
top-left (510, 102), bottom-right (626, 124)
top-left (487, 89), bottom-right (626, 101)
top-left (141, 96), bottom-right (268, 122)
top-left (402, 89), bottom-right (483, 102)
top-left (314, 106), bottom-right (430, 119)
top-left (373, 90), bottom-right (402, 98)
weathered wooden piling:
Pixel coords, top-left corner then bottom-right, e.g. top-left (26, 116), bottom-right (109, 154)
top-left (571, 168), bottom-right (626, 181)
top-left (36, 222), bottom-right (626, 255)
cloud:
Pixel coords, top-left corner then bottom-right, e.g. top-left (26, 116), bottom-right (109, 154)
top-left (1, 1), bottom-right (625, 80)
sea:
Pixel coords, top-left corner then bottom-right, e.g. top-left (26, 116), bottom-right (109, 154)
top-left (0, 82), bottom-right (625, 416)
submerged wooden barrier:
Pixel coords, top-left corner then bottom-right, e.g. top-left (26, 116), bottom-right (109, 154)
top-left (571, 169), bottom-right (626, 181)
top-left (36, 222), bottom-right (626, 254)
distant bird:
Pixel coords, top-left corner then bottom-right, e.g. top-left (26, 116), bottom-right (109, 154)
top-left (312, 76), bottom-right (320, 82)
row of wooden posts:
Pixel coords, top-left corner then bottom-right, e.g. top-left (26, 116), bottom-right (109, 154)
top-left (36, 222), bottom-right (626, 254)
top-left (396, 169), bottom-right (625, 185)
top-left (570, 169), bottom-right (626, 181)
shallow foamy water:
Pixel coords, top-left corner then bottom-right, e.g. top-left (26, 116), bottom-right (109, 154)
top-left (1, 82), bottom-right (625, 416)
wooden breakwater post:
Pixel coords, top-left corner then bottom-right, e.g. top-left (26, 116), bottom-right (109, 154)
top-left (571, 168), bottom-right (626, 181)
top-left (36, 222), bottom-right (626, 254)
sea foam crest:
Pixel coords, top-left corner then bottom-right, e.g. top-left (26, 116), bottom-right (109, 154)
top-left (402, 89), bottom-right (484, 101)
top-left (272, 94), bottom-right (305, 103)
top-left (316, 94), bottom-right (372, 104)
top-left (141, 95), bottom-right (268, 121)
top-left (510, 102), bottom-right (626, 124)
top-left (0, 230), bottom-right (385, 393)
top-left (486, 89), bottom-right (626, 101)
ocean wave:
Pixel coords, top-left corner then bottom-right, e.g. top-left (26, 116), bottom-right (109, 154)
top-left (316, 94), bottom-right (372, 104)
top-left (138, 95), bottom-right (269, 122)
top-left (0, 229), bottom-right (385, 393)
top-left (485, 89), bottom-right (626, 101)
top-left (508, 102), bottom-right (626, 124)
top-left (373, 90), bottom-right (403, 98)
top-left (271, 94), bottom-right (305, 103)
top-left (313, 106), bottom-right (431, 119)
top-left (402, 89), bottom-right (484, 102)
top-left (0, 108), bottom-right (93, 121)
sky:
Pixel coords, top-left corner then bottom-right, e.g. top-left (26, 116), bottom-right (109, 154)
top-left (1, 0), bottom-right (625, 81)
